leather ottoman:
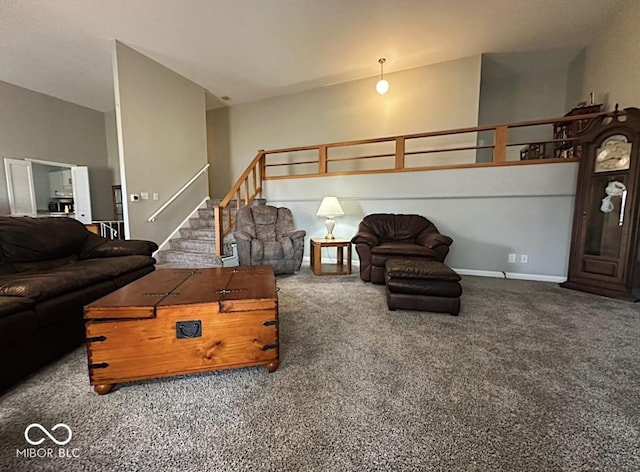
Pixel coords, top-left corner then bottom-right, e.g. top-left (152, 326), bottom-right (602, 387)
top-left (385, 259), bottom-right (462, 315)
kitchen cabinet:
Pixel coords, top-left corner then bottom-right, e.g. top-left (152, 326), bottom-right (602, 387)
top-left (3, 158), bottom-right (36, 216)
top-left (49, 169), bottom-right (73, 197)
top-left (71, 166), bottom-right (92, 224)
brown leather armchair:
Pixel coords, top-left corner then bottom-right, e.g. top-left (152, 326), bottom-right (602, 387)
top-left (351, 213), bottom-right (453, 284)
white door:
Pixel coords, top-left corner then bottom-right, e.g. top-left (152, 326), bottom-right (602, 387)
top-left (4, 158), bottom-right (36, 216)
top-left (71, 166), bottom-right (92, 224)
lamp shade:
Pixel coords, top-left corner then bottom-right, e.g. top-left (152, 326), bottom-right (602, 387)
top-left (316, 197), bottom-right (344, 218)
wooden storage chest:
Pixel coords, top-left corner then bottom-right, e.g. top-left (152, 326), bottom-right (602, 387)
top-left (84, 266), bottom-right (279, 394)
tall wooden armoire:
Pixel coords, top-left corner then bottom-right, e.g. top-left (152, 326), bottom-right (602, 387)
top-left (561, 107), bottom-right (640, 301)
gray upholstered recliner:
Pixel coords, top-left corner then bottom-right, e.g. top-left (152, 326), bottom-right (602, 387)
top-left (234, 205), bottom-right (306, 274)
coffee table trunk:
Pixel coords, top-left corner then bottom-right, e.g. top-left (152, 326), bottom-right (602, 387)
top-left (84, 266), bottom-right (279, 394)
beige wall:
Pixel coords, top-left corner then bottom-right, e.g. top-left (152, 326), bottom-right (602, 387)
top-left (207, 108), bottom-right (232, 199)
top-left (209, 55), bottom-right (482, 192)
top-left (113, 41), bottom-right (208, 243)
top-left (0, 80), bottom-right (111, 218)
top-left (583, 0), bottom-right (640, 110)
top-left (104, 110), bottom-right (120, 187)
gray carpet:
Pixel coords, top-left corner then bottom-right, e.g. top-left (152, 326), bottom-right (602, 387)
top-left (1, 268), bottom-right (639, 471)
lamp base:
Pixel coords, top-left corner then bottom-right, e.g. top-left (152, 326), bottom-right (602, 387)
top-left (324, 217), bottom-right (336, 240)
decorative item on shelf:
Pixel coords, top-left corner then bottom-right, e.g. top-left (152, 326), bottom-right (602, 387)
top-left (376, 58), bottom-right (389, 95)
top-left (553, 103), bottom-right (603, 158)
top-left (520, 143), bottom-right (546, 160)
top-left (316, 196), bottom-right (344, 240)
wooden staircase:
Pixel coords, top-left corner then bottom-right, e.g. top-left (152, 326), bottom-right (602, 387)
top-left (155, 198), bottom-right (265, 268)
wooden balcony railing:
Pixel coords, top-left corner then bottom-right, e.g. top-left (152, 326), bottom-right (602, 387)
top-left (213, 110), bottom-right (608, 255)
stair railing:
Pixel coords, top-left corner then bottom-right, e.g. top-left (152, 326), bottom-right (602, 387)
top-left (148, 163), bottom-right (210, 222)
top-left (213, 151), bottom-right (265, 256)
top-left (97, 220), bottom-right (125, 240)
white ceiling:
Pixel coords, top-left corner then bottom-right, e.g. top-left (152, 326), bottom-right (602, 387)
top-left (0, 0), bottom-right (624, 112)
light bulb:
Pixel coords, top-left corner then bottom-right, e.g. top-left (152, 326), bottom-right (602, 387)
top-left (376, 79), bottom-right (389, 94)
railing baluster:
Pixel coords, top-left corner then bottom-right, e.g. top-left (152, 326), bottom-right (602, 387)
top-left (493, 125), bottom-right (508, 163)
top-left (395, 137), bottom-right (405, 169)
top-left (252, 168), bottom-right (257, 198)
top-left (319, 145), bottom-right (328, 174)
top-left (214, 206), bottom-right (223, 256)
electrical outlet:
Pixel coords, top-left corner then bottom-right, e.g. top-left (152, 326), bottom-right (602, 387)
top-left (508, 253), bottom-right (516, 263)
top-left (520, 254), bottom-right (528, 263)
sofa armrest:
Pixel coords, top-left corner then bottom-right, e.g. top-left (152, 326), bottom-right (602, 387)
top-left (351, 230), bottom-right (380, 247)
top-left (234, 230), bottom-right (253, 241)
top-left (80, 237), bottom-right (158, 259)
top-left (416, 231), bottom-right (453, 249)
top-left (283, 229), bottom-right (306, 240)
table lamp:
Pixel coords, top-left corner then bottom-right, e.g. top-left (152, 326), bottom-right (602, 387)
top-left (316, 196), bottom-right (344, 240)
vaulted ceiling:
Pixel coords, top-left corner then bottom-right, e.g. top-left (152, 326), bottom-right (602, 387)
top-left (0, 0), bottom-right (625, 112)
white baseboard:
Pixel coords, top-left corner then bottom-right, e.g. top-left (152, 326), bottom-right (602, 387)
top-left (302, 256), bottom-right (566, 283)
top-left (449, 268), bottom-right (566, 283)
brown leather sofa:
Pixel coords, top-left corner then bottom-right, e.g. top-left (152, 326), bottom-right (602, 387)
top-left (0, 216), bottom-right (157, 393)
top-left (351, 213), bottom-right (453, 284)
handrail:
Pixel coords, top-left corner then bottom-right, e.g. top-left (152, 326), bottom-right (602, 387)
top-left (148, 163), bottom-right (209, 222)
top-left (212, 109), bottom-right (613, 255)
top-left (213, 151), bottom-right (264, 255)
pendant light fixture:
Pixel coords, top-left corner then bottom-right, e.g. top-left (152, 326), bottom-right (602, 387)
top-left (376, 58), bottom-right (389, 94)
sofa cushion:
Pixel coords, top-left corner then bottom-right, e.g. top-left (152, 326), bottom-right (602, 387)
top-left (386, 278), bottom-right (462, 297)
top-left (372, 242), bottom-right (438, 257)
top-left (386, 259), bottom-right (461, 281)
top-left (79, 236), bottom-right (158, 259)
top-left (0, 296), bottom-right (38, 345)
top-left (11, 255), bottom-right (79, 273)
top-left (34, 280), bottom-right (115, 328)
top-left (370, 243), bottom-right (439, 268)
top-left (0, 217), bottom-right (90, 270)
top-left (263, 241), bottom-right (284, 260)
top-left (0, 307), bottom-right (38, 346)
top-left (0, 250), bottom-right (13, 276)
top-left (0, 296), bottom-right (36, 318)
top-left (0, 255), bottom-right (155, 301)
top-left (361, 213), bottom-right (435, 243)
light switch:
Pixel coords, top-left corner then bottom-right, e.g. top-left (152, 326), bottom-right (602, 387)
top-left (140, 192), bottom-right (149, 200)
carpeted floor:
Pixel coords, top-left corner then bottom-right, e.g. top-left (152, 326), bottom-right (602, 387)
top-left (1, 268), bottom-right (639, 471)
